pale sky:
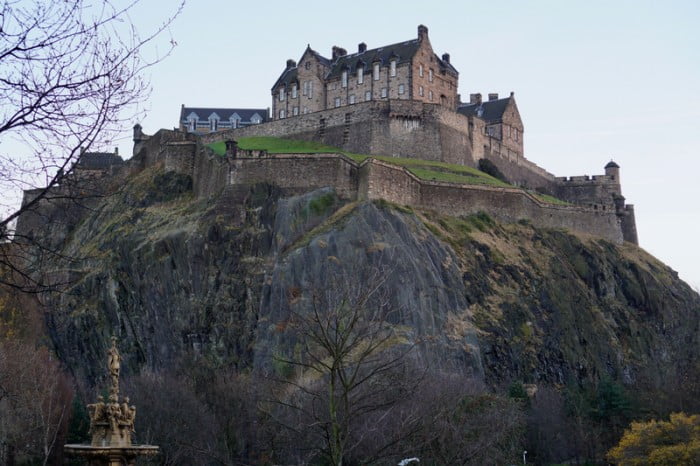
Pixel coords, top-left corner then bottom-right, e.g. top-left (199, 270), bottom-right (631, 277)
top-left (12, 1), bottom-right (700, 290)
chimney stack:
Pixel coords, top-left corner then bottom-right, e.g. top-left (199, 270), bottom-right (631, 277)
top-left (488, 93), bottom-right (499, 101)
top-left (332, 46), bottom-right (347, 60)
top-left (358, 42), bottom-right (367, 53)
top-left (469, 93), bottom-right (482, 105)
top-left (442, 53), bottom-right (450, 64)
top-left (286, 59), bottom-right (296, 69)
top-left (417, 24), bottom-right (429, 41)
top-left (510, 91), bottom-right (515, 98)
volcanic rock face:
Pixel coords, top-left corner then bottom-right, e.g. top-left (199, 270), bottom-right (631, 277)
top-left (41, 166), bottom-right (699, 391)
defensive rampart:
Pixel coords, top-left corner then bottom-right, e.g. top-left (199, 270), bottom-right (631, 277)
top-left (185, 147), bottom-right (625, 243)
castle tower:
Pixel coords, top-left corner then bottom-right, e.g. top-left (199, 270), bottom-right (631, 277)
top-left (605, 160), bottom-right (620, 182)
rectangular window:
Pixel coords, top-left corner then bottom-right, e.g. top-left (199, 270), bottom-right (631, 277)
top-left (302, 81), bottom-right (308, 96)
top-left (279, 109), bottom-right (285, 119)
top-left (381, 88), bottom-right (387, 98)
top-left (357, 67), bottom-right (363, 84)
top-left (334, 97), bottom-right (341, 108)
top-left (279, 87), bottom-right (285, 101)
top-left (349, 95), bottom-right (356, 104)
top-left (365, 90), bottom-right (371, 101)
top-left (419, 85), bottom-right (424, 97)
top-left (210, 119), bottom-right (217, 131)
top-left (398, 84), bottom-right (405, 95)
top-left (303, 106), bottom-right (308, 114)
top-left (309, 81), bottom-right (313, 98)
top-left (293, 106), bottom-right (299, 116)
top-left (341, 70), bottom-right (348, 88)
top-left (390, 60), bottom-right (397, 77)
top-left (429, 69), bottom-right (433, 82)
top-left (515, 129), bottom-right (519, 142)
top-left (419, 64), bottom-right (423, 77)
top-left (292, 84), bottom-right (297, 98)
top-left (373, 63), bottom-right (380, 81)
top-left (189, 120), bottom-right (196, 131)
top-left (429, 90), bottom-right (433, 101)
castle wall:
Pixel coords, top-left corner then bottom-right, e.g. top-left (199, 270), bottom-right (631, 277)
top-left (195, 152), bottom-right (627, 244)
top-left (554, 175), bottom-right (620, 207)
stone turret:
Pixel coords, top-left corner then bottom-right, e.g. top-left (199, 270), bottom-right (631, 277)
top-left (605, 160), bottom-right (620, 182)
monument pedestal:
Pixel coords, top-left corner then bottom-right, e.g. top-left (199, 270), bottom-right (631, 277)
top-left (64, 337), bottom-right (159, 465)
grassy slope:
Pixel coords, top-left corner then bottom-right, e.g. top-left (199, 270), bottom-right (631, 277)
top-left (208, 136), bottom-right (569, 203)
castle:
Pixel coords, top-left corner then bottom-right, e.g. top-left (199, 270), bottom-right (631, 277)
top-left (14, 25), bottom-right (638, 247)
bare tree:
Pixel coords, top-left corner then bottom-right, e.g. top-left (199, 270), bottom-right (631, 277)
top-left (263, 266), bottom-right (416, 466)
top-left (0, 0), bottom-right (183, 291)
top-left (0, 339), bottom-right (74, 465)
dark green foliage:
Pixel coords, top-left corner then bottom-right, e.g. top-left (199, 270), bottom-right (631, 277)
top-left (478, 158), bottom-right (510, 183)
top-left (138, 171), bottom-right (192, 206)
top-left (66, 395), bottom-right (90, 444)
top-left (307, 192), bottom-right (336, 217)
top-left (508, 381), bottom-right (530, 404)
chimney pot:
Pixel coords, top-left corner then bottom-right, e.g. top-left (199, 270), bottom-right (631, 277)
top-left (442, 53), bottom-right (450, 63)
top-left (488, 93), bottom-right (499, 101)
top-left (469, 93), bottom-right (482, 105)
top-left (358, 42), bottom-right (367, 53)
top-left (332, 46), bottom-right (347, 60)
top-left (418, 24), bottom-right (429, 40)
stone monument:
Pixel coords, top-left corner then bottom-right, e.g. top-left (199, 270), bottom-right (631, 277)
top-left (64, 337), bottom-right (158, 465)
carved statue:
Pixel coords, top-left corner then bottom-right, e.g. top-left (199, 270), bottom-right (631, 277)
top-left (120, 397), bottom-right (137, 432)
top-left (107, 336), bottom-right (121, 382)
top-left (87, 395), bottom-right (107, 433)
top-left (107, 402), bottom-right (121, 433)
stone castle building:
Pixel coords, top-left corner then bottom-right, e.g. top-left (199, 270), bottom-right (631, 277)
top-left (179, 106), bottom-right (268, 134)
top-left (271, 25), bottom-right (458, 120)
top-left (14, 25), bottom-right (638, 247)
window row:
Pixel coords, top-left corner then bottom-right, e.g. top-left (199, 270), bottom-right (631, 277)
top-left (187, 117), bottom-right (261, 132)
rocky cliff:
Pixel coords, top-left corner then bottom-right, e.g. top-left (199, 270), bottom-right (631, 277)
top-left (39, 164), bottom-right (699, 395)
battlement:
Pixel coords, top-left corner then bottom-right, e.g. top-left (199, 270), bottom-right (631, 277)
top-left (556, 174), bottom-right (616, 183)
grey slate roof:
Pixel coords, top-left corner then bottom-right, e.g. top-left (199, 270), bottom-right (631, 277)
top-left (272, 67), bottom-right (298, 90)
top-left (272, 38), bottom-right (458, 90)
top-left (605, 160), bottom-right (620, 169)
top-left (180, 107), bottom-right (268, 123)
top-left (77, 152), bottom-right (124, 170)
top-left (271, 46), bottom-right (328, 90)
top-left (326, 39), bottom-right (422, 79)
top-left (457, 98), bottom-right (511, 123)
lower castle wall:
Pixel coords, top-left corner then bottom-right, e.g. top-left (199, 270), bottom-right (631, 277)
top-left (196, 152), bottom-right (626, 244)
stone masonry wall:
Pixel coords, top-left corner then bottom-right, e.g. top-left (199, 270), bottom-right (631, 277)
top-left (190, 151), bottom-right (626, 244)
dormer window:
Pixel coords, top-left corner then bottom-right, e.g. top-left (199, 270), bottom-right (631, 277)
top-left (390, 60), bottom-right (397, 77)
top-left (341, 70), bottom-right (348, 88)
top-left (291, 84), bottom-right (298, 98)
top-left (188, 118), bottom-right (197, 132)
top-left (373, 62), bottom-right (380, 81)
top-left (210, 118), bottom-right (218, 131)
top-left (279, 87), bottom-right (286, 101)
top-left (357, 66), bottom-right (364, 84)
top-left (230, 113), bottom-right (241, 129)
top-left (250, 114), bottom-right (262, 124)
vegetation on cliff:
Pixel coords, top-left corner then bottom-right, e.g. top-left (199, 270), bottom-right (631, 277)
top-left (3, 161), bottom-right (699, 463)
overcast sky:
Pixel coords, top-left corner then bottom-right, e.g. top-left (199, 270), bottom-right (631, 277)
top-left (16, 1), bottom-right (700, 290)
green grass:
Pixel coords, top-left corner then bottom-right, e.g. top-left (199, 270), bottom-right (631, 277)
top-left (208, 136), bottom-right (569, 201)
top-left (208, 136), bottom-right (341, 156)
